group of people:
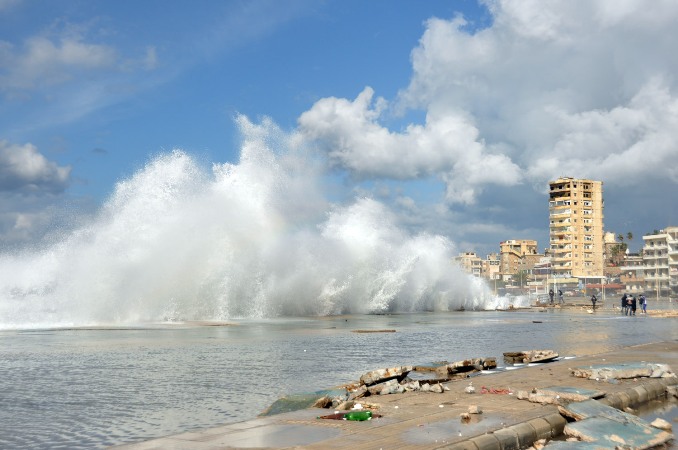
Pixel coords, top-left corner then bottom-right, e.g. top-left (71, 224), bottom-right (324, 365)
top-left (547, 289), bottom-right (648, 315)
top-left (548, 289), bottom-right (564, 305)
top-left (620, 293), bottom-right (647, 315)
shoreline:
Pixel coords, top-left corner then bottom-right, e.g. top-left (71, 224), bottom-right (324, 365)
top-left (112, 340), bottom-right (678, 449)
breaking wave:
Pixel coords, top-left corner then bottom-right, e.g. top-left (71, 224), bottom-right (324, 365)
top-left (0, 117), bottom-right (495, 329)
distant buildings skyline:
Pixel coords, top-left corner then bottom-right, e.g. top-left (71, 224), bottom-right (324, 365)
top-left (455, 177), bottom-right (677, 299)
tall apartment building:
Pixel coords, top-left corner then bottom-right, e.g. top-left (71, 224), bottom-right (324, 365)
top-left (548, 177), bottom-right (604, 280)
top-left (642, 227), bottom-right (678, 298)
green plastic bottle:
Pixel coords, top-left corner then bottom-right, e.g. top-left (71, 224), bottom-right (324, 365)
top-left (343, 410), bottom-right (372, 421)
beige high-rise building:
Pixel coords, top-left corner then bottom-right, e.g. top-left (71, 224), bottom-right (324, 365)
top-left (548, 177), bottom-right (604, 281)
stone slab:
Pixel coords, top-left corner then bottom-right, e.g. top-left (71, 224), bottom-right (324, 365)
top-left (564, 416), bottom-right (673, 449)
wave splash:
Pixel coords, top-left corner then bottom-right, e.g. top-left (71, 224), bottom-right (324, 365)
top-left (0, 117), bottom-right (495, 329)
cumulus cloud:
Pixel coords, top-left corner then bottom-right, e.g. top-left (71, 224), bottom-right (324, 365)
top-left (298, 87), bottom-right (522, 204)
top-left (0, 141), bottom-right (71, 193)
top-left (399, 0), bottom-right (678, 188)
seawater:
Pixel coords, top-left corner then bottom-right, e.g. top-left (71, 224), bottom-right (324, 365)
top-left (1, 308), bottom-right (677, 449)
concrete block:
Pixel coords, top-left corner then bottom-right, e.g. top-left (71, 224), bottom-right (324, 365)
top-left (616, 391), bottom-right (631, 409)
top-left (509, 422), bottom-right (537, 448)
top-left (492, 428), bottom-right (520, 450)
top-left (626, 386), bottom-right (640, 406)
top-left (645, 381), bottom-right (667, 399)
top-left (526, 418), bottom-right (555, 440)
top-left (541, 412), bottom-right (567, 436)
top-left (631, 385), bottom-right (649, 404)
top-left (469, 433), bottom-right (502, 450)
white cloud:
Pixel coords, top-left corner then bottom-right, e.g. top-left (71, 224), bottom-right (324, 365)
top-left (298, 87), bottom-right (522, 204)
top-left (0, 140), bottom-right (71, 193)
top-left (0, 36), bottom-right (117, 92)
top-left (399, 0), bottom-right (678, 189)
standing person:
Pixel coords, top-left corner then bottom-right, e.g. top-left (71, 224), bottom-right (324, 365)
top-left (640, 294), bottom-right (647, 314)
top-left (558, 289), bottom-right (564, 304)
top-left (631, 295), bottom-right (637, 315)
top-left (621, 293), bottom-right (628, 315)
top-left (549, 289), bottom-right (554, 305)
top-left (590, 293), bottom-right (597, 310)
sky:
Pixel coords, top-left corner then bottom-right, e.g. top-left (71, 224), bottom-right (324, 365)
top-left (1, 0), bottom-right (677, 257)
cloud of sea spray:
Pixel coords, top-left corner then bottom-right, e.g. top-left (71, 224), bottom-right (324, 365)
top-left (0, 116), bottom-right (492, 329)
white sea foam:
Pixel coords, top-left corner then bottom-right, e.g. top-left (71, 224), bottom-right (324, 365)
top-left (0, 117), bottom-right (495, 329)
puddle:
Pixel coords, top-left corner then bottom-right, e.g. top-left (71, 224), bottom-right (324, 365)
top-left (634, 396), bottom-right (678, 449)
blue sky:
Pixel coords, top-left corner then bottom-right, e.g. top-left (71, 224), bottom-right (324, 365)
top-left (1, 0), bottom-right (677, 256)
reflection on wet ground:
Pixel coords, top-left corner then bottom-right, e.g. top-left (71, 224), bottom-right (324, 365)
top-left (402, 414), bottom-right (510, 446)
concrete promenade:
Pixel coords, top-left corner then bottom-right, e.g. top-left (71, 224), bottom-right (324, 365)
top-left (114, 341), bottom-right (678, 450)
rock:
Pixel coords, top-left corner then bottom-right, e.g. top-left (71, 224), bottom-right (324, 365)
top-left (367, 379), bottom-right (400, 395)
top-left (651, 418), bottom-right (672, 431)
top-left (464, 382), bottom-right (475, 394)
top-left (335, 400), bottom-right (355, 410)
top-left (429, 383), bottom-right (444, 393)
top-left (312, 396), bottom-right (332, 408)
top-left (533, 438), bottom-right (546, 450)
top-left (401, 380), bottom-right (421, 391)
top-left (347, 384), bottom-right (367, 400)
top-left (468, 405), bottom-right (482, 414)
top-left (360, 366), bottom-right (413, 386)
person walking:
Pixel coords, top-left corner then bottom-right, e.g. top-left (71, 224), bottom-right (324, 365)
top-left (621, 293), bottom-right (628, 315)
top-left (640, 294), bottom-right (647, 314)
top-left (631, 295), bottom-right (637, 315)
top-left (590, 294), bottom-right (597, 310)
top-left (549, 289), bottom-right (554, 305)
top-left (558, 289), bottom-right (564, 304)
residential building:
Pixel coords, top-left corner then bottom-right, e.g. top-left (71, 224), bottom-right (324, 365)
top-left (642, 227), bottom-right (678, 298)
top-left (498, 239), bottom-right (542, 283)
top-left (481, 253), bottom-right (501, 280)
top-left (619, 254), bottom-right (645, 294)
top-left (455, 252), bottom-right (483, 278)
top-left (548, 177), bottom-right (605, 284)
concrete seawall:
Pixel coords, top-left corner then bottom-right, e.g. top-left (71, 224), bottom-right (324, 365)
top-left (113, 341), bottom-right (678, 450)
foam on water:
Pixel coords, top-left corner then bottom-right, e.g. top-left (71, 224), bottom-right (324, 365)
top-left (0, 117), bottom-right (504, 329)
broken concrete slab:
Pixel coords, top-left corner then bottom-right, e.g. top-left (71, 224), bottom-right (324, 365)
top-left (571, 362), bottom-right (676, 380)
top-left (564, 416), bottom-right (673, 449)
top-left (413, 361), bottom-right (450, 372)
top-left (504, 350), bottom-right (559, 364)
top-left (559, 399), bottom-right (647, 426)
top-left (537, 386), bottom-right (605, 402)
top-left (445, 357), bottom-right (498, 373)
top-left (359, 365), bottom-right (413, 386)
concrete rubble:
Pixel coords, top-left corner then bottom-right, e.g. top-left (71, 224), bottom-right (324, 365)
top-left (262, 357), bottom-right (501, 417)
top-left (571, 361), bottom-right (676, 380)
top-left (113, 342), bottom-right (678, 450)
top-left (504, 349), bottom-right (559, 364)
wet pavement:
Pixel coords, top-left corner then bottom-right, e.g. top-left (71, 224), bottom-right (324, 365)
top-left (112, 341), bottom-right (678, 449)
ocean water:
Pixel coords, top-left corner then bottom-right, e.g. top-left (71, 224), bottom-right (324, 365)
top-left (1, 308), bottom-right (677, 449)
